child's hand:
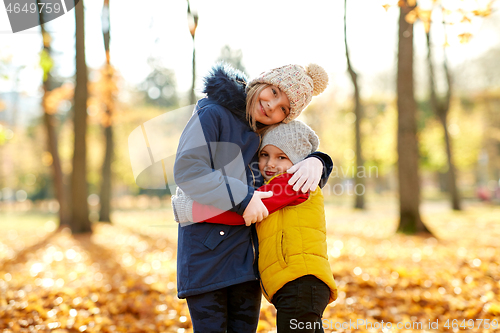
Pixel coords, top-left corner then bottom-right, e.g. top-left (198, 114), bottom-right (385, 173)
top-left (287, 157), bottom-right (323, 193)
top-left (243, 191), bottom-right (273, 226)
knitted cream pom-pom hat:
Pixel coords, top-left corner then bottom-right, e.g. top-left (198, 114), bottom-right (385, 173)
top-left (260, 120), bottom-right (319, 165)
top-left (246, 64), bottom-right (328, 123)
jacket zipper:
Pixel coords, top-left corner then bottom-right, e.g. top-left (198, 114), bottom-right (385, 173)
top-left (248, 163), bottom-right (256, 187)
top-left (247, 146), bottom-right (258, 269)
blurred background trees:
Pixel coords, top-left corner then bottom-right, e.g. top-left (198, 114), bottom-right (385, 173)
top-left (39, 6), bottom-right (70, 227)
top-left (1, 2), bottom-right (500, 330)
top-left (217, 45), bottom-right (249, 77)
top-left (139, 60), bottom-right (179, 108)
top-left (0, 0), bottom-right (499, 235)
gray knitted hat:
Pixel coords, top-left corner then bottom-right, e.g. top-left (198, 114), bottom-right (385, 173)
top-left (260, 120), bottom-right (319, 164)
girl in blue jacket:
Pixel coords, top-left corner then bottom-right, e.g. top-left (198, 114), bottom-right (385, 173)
top-left (173, 63), bottom-right (332, 333)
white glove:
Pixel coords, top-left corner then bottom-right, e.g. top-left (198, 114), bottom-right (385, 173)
top-left (242, 191), bottom-right (273, 226)
top-left (287, 157), bottom-right (323, 193)
top-left (171, 187), bottom-right (194, 223)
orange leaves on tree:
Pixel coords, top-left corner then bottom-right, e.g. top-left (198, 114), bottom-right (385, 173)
top-left (472, 1), bottom-right (494, 17)
top-left (472, 7), bottom-right (492, 17)
top-left (41, 151), bottom-right (53, 166)
top-left (419, 9), bottom-right (432, 32)
top-left (458, 32), bottom-right (473, 43)
top-left (461, 14), bottom-right (472, 24)
top-left (43, 83), bottom-right (74, 115)
top-left (405, 8), bottom-right (418, 24)
top-left (42, 32), bottom-right (51, 48)
top-left (404, 8), bottom-right (431, 32)
top-left (187, 2), bottom-right (198, 38)
top-left (396, 0), bottom-right (496, 43)
top-left (87, 65), bottom-right (120, 128)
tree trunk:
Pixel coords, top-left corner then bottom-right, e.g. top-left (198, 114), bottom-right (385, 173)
top-left (344, 0), bottom-right (365, 209)
top-left (190, 42), bottom-right (196, 105)
top-left (39, 8), bottom-right (70, 226)
top-left (396, 1), bottom-right (430, 234)
top-left (187, 1), bottom-right (198, 106)
top-left (99, 110), bottom-right (113, 222)
top-left (439, 112), bottom-right (461, 210)
top-left (425, 27), bottom-right (461, 211)
top-left (99, 0), bottom-right (113, 222)
top-left (71, 0), bottom-right (91, 233)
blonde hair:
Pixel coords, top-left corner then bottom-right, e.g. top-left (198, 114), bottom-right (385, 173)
top-left (245, 83), bottom-right (278, 136)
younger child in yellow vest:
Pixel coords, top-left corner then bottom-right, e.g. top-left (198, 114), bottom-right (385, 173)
top-left (172, 120), bottom-right (337, 332)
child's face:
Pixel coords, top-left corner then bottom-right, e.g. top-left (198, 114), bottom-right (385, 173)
top-left (252, 85), bottom-right (290, 125)
top-left (259, 144), bottom-right (293, 181)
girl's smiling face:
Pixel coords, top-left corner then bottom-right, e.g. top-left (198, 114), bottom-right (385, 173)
top-left (259, 144), bottom-right (293, 181)
top-left (252, 85), bottom-right (290, 125)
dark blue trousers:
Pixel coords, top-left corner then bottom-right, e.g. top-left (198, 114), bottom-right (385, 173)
top-left (186, 280), bottom-right (262, 333)
top-left (272, 275), bottom-right (330, 333)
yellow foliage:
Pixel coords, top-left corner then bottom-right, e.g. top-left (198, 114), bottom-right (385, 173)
top-left (257, 320), bottom-right (273, 331)
top-left (43, 83), bottom-right (74, 115)
top-left (42, 32), bottom-right (52, 48)
top-left (461, 15), bottom-right (472, 23)
top-left (396, 0), bottom-right (496, 44)
top-left (87, 65), bottom-right (120, 127)
top-left (2, 204), bottom-right (499, 332)
top-left (472, 8), bottom-right (492, 16)
top-left (41, 151), bottom-right (53, 166)
top-left (423, 20), bottom-right (431, 33)
top-left (405, 9), bottom-right (418, 24)
top-left (458, 32), bottom-right (472, 43)
top-left (488, 303), bottom-right (500, 316)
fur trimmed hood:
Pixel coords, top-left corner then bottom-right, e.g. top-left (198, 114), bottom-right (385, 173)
top-left (202, 63), bottom-right (248, 120)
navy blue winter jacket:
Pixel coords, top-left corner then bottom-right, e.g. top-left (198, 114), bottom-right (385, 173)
top-left (174, 64), bottom-right (333, 298)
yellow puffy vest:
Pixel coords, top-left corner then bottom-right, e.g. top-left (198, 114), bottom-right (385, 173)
top-left (256, 184), bottom-right (338, 303)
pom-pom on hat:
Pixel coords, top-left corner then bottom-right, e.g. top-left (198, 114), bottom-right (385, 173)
top-left (246, 63), bottom-right (328, 123)
top-left (260, 120), bottom-right (319, 165)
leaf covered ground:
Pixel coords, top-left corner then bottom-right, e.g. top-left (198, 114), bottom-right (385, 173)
top-left (1, 202), bottom-right (499, 333)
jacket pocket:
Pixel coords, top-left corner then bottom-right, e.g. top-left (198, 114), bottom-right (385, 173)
top-left (203, 225), bottom-right (231, 250)
top-left (276, 230), bottom-right (288, 269)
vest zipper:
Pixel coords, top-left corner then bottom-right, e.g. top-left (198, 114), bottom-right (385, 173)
top-left (260, 278), bottom-right (269, 299)
top-left (250, 230), bottom-right (256, 265)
